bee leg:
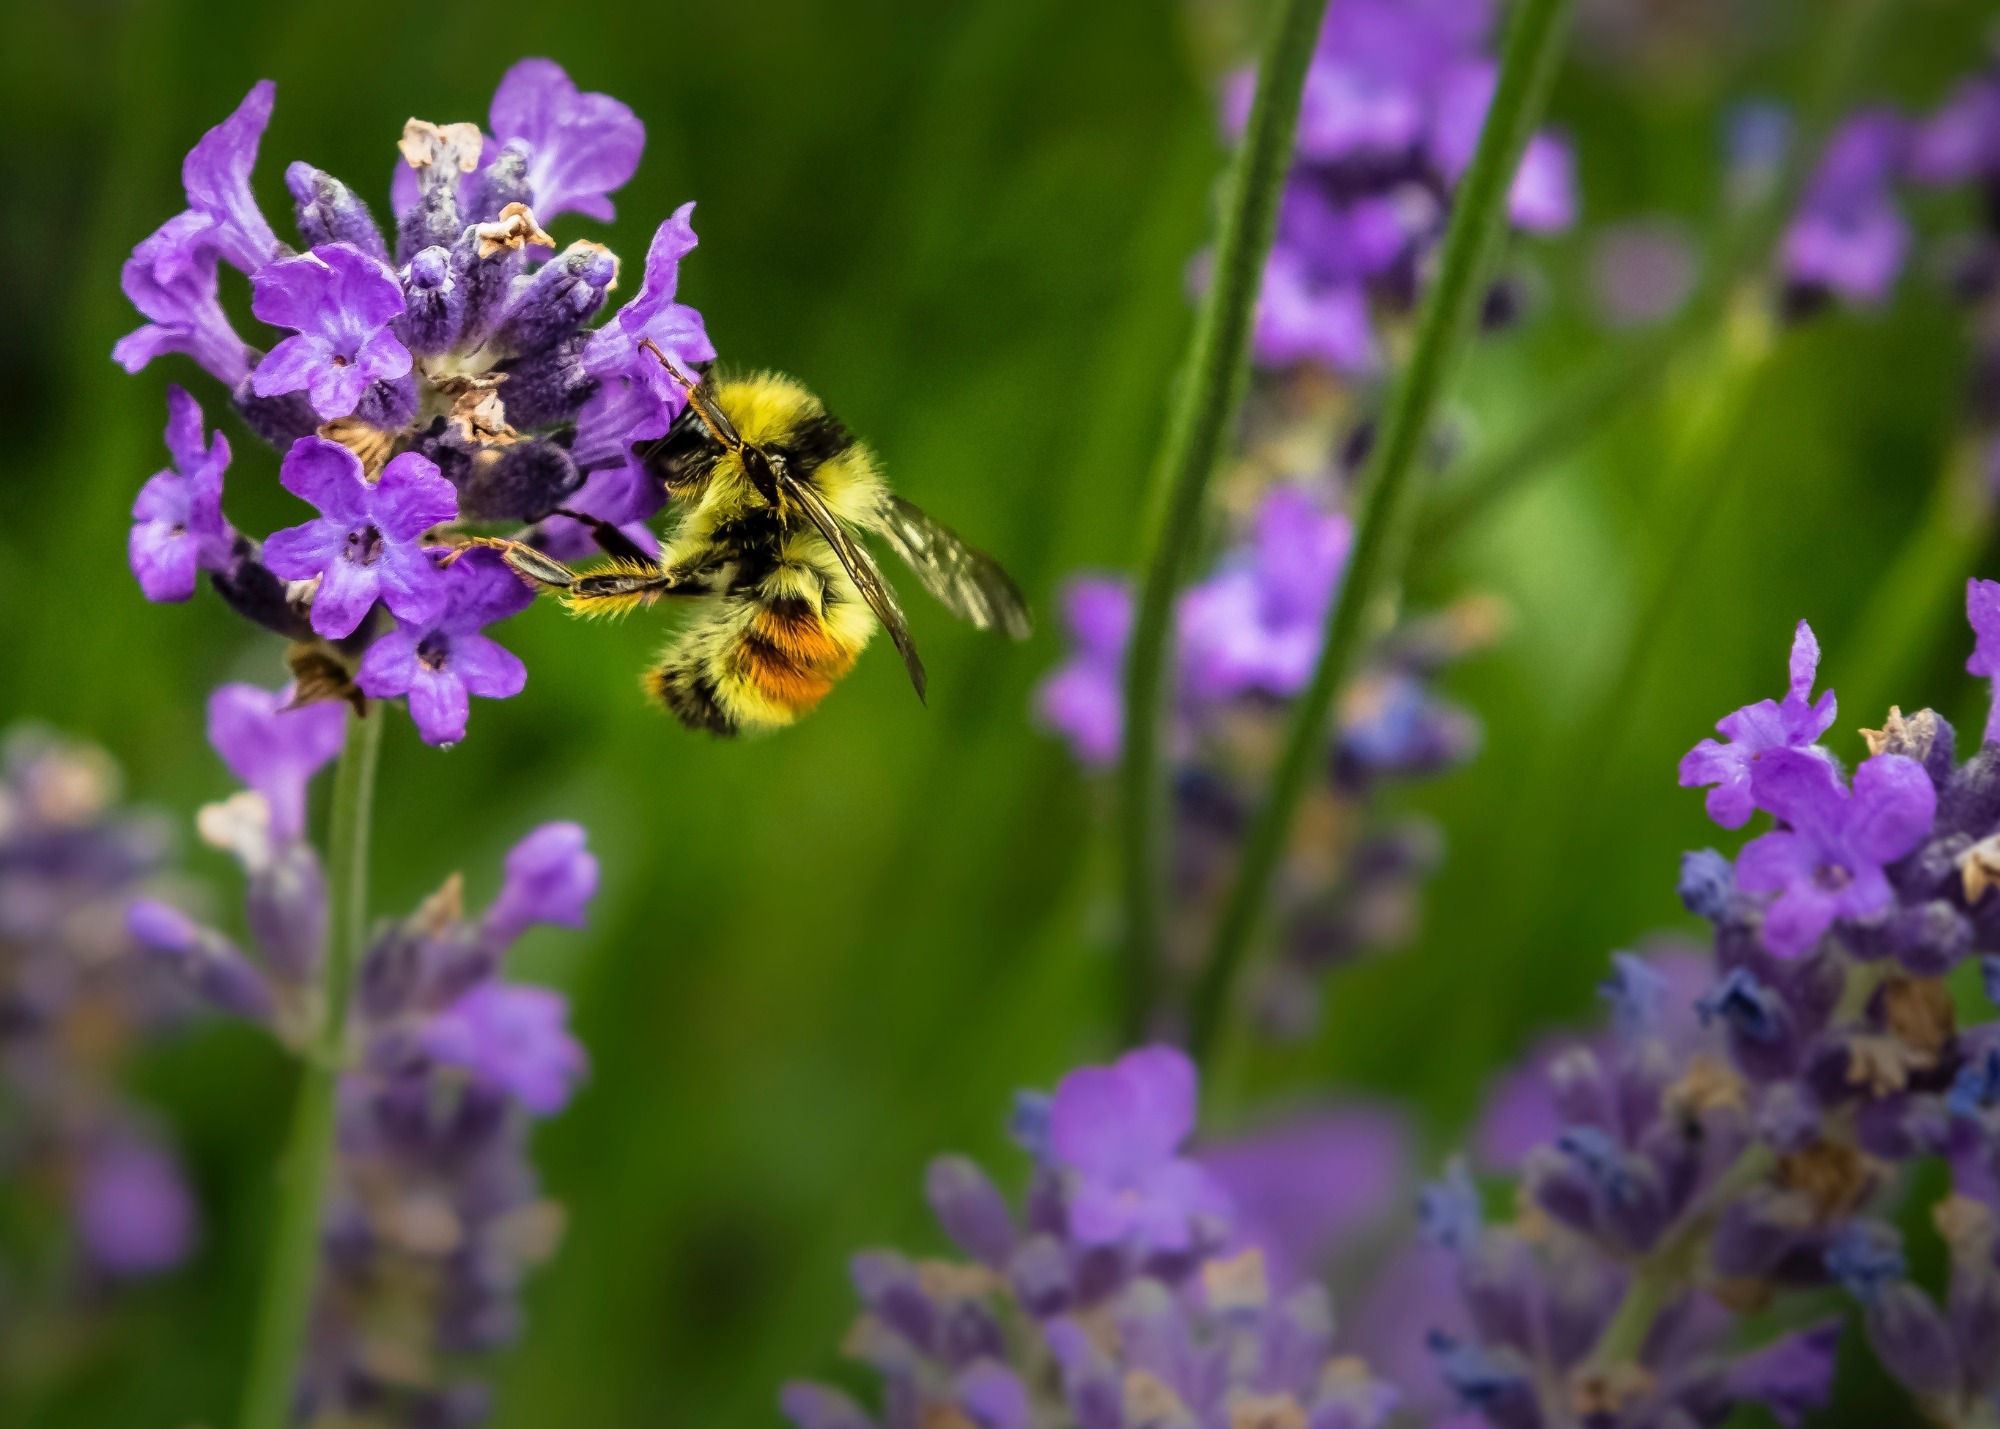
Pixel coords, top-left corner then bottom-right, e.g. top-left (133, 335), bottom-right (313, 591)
top-left (444, 536), bottom-right (580, 592)
top-left (550, 506), bottom-right (656, 567)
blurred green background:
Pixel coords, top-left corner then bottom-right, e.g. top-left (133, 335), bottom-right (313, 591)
top-left (1, 0), bottom-right (1996, 1423)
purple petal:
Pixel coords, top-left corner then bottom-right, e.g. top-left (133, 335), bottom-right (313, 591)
top-left (181, 81), bottom-right (281, 274)
top-left (1968, 578), bottom-right (2000, 678)
top-left (372, 543), bottom-right (449, 628)
top-left (250, 250), bottom-right (339, 331)
top-left (1748, 748), bottom-right (1847, 831)
top-left (1787, 620), bottom-right (1821, 700)
top-left (421, 982), bottom-right (587, 1114)
top-left (407, 666), bottom-right (471, 745)
top-left (356, 629), bottom-right (420, 698)
top-left (486, 822), bottom-right (598, 942)
top-left (206, 683), bottom-right (346, 840)
top-left (1845, 754), bottom-right (1936, 866)
top-left (277, 436), bottom-right (368, 522)
top-left (258, 521), bottom-right (341, 582)
top-left (309, 555), bottom-right (382, 640)
top-left (370, 452), bottom-right (461, 540)
top-left (162, 385), bottom-right (209, 474)
top-left (129, 509), bottom-right (198, 603)
top-left (75, 1137), bottom-right (196, 1277)
top-left (1761, 882), bottom-right (1840, 960)
top-left (1734, 829), bottom-right (1817, 897)
top-left (302, 354), bottom-right (370, 421)
top-left (355, 325), bottom-right (414, 384)
top-left (1508, 132), bottom-right (1575, 233)
top-left (488, 58), bottom-right (646, 223)
top-left (447, 633), bottom-right (528, 700)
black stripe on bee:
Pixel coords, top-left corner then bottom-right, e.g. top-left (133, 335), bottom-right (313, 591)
top-left (770, 412), bottom-right (853, 473)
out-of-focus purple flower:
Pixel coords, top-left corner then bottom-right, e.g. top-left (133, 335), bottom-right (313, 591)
top-left (484, 822), bottom-right (599, 944)
top-left (1965, 578), bottom-right (2000, 745)
top-left (1725, 1319), bottom-right (1843, 1427)
top-left (206, 682), bottom-right (347, 842)
top-left (113, 219), bottom-right (254, 385)
top-left (355, 548), bottom-right (532, 746)
top-left (1179, 486), bottom-right (1353, 704)
top-left (1735, 750), bottom-right (1935, 957)
top-left (1509, 132), bottom-right (1577, 232)
top-left (1679, 619), bottom-right (1837, 829)
top-left (129, 386), bottom-right (235, 602)
top-left (249, 244), bottom-right (413, 421)
top-left (487, 58), bottom-right (645, 223)
top-left (1199, 1105), bottom-right (1409, 1287)
top-left (1033, 576), bottom-right (1132, 768)
top-left (573, 205), bottom-right (717, 465)
top-left (261, 442), bottom-right (458, 640)
top-left (1781, 110), bottom-right (1911, 306)
top-left (74, 1135), bottom-right (197, 1277)
top-left (1589, 218), bottom-right (1698, 328)
top-left (1910, 73), bottom-right (2000, 188)
top-left (1047, 1045), bottom-right (1230, 1251)
top-left (1253, 249), bottom-right (1379, 372)
top-left (421, 982), bottom-right (587, 1116)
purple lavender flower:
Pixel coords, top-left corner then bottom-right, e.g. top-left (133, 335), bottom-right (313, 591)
top-left (572, 204), bottom-right (717, 466)
top-left (1178, 486), bottom-right (1353, 703)
top-left (355, 548), bottom-right (533, 746)
top-left (176, 79), bottom-right (284, 276)
top-left (249, 244), bottom-right (413, 421)
top-left (484, 821), bottom-right (599, 943)
top-left (1048, 1045), bottom-right (1230, 1251)
top-left (1781, 110), bottom-right (1912, 306)
top-left (1966, 577), bottom-right (2000, 745)
top-left (112, 219), bottom-right (255, 385)
top-left (421, 982), bottom-right (588, 1115)
top-left (1033, 576), bottom-right (1132, 768)
top-left (206, 682), bottom-right (346, 842)
top-left (261, 441), bottom-right (458, 640)
top-left (74, 1133), bottom-right (199, 1277)
top-left (1678, 619), bottom-right (1837, 829)
top-left (1909, 72), bottom-right (2000, 189)
top-left (487, 58), bottom-right (645, 223)
top-left (1735, 749), bottom-right (1936, 958)
top-left (129, 386), bottom-right (236, 603)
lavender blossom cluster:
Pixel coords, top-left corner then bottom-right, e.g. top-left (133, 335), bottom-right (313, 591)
top-left (116, 60), bottom-right (714, 746)
top-left (1036, 480), bottom-right (1494, 1037)
top-left (0, 730), bottom-right (196, 1297)
top-left (781, 1046), bottom-right (1400, 1429)
top-left (1228, 0), bottom-right (1577, 375)
top-left (125, 685), bottom-right (595, 1425)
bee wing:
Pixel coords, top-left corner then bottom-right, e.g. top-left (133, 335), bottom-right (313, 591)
top-left (781, 472), bottom-right (927, 702)
top-left (870, 496), bottom-right (1033, 640)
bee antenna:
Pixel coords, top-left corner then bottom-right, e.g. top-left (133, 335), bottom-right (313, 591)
top-left (640, 338), bottom-right (742, 452)
top-left (638, 338), bottom-right (697, 395)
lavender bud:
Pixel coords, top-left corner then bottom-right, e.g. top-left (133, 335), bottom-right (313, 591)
top-left (492, 242), bottom-right (620, 356)
top-left (1698, 967), bottom-right (1798, 1080)
top-left (1459, 1231), bottom-right (1540, 1354)
top-left (850, 1251), bottom-right (935, 1352)
top-left (126, 898), bottom-right (274, 1020)
top-left (1006, 1234), bottom-right (1071, 1317)
top-left (1886, 899), bottom-right (1973, 976)
top-left (353, 373), bottom-right (420, 431)
top-left (1723, 1319), bottom-right (1842, 1424)
top-left (397, 122), bottom-right (477, 262)
top-left (1427, 1331), bottom-right (1544, 1429)
top-left (1548, 1048), bottom-right (1617, 1133)
top-left (1525, 1146), bottom-right (1598, 1237)
top-left (1556, 1125), bottom-right (1670, 1253)
top-left (1678, 849), bottom-right (1736, 922)
top-left (400, 245), bottom-right (462, 356)
top-left (924, 1156), bottom-right (1015, 1268)
top-left (449, 226), bottom-right (527, 351)
top-left (285, 162), bottom-right (389, 264)
top-left (231, 376), bottom-right (320, 450)
top-left (1008, 1091), bottom-right (1052, 1162)
top-left (1417, 1159), bottom-right (1483, 1255)
top-left (209, 552), bottom-right (315, 642)
top-left (469, 142), bottom-right (533, 224)
top-left (780, 1384), bottom-right (878, 1429)
top-left (453, 438), bottom-right (582, 524)
top-left (936, 1298), bottom-right (1006, 1368)
top-left (1895, 833), bottom-right (1973, 903)
top-left (495, 337), bottom-right (596, 427)
top-left (1598, 952), bottom-right (1670, 1042)
top-left (244, 841), bottom-right (326, 984)
top-left (1865, 1283), bottom-right (1963, 1400)
top-left (1940, 743), bottom-right (2000, 837)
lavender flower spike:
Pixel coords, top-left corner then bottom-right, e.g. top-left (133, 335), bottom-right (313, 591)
top-left (484, 822), bottom-right (600, 944)
top-left (488, 58), bottom-right (645, 223)
top-left (206, 683), bottom-right (347, 842)
top-left (1735, 749), bottom-right (1935, 957)
top-left (421, 982), bottom-right (589, 1115)
top-left (355, 547), bottom-right (532, 746)
top-left (1679, 619), bottom-right (1837, 829)
top-left (1048, 1044), bottom-right (1230, 1251)
top-left (129, 385), bottom-right (235, 602)
top-left (250, 244), bottom-right (413, 421)
top-left (261, 441), bottom-right (458, 639)
top-left (1965, 578), bottom-right (2000, 745)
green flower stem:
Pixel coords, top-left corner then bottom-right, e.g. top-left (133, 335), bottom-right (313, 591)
top-left (237, 704), bottom-right (383, 1429)
top-left (1115, 0), bottom-right (1332, 1046)
top-left (1185, 0), bottom-right (1580, 1070)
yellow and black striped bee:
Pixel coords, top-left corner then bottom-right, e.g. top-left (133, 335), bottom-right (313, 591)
top-left (477, 345), bottom-right (1032, 735)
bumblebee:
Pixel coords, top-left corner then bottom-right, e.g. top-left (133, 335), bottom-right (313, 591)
top-left (475, 345), bottom-right (1032, 735)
